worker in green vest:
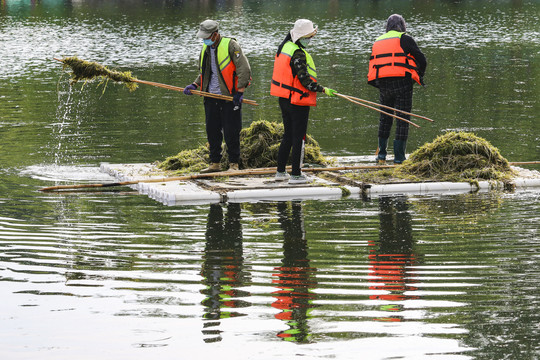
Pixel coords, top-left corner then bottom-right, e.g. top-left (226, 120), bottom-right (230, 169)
top-left (368, 14), bottom-right (427, 164)
top-left (270, 19), bottom-right (336, 184)
top-left (184, 20), bottom-right (252, 173)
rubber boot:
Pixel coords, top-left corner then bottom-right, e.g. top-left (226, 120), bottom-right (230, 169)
top-left (376, 137), bottom-right (388, 164)
top-left (200, 162), bottom-right (221, 173)
top-left (393, 139), bottom-right (407, 164)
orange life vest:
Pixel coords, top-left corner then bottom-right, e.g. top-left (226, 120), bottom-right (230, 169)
top-left (200, 37), bottom-right (238, 94)
top-left (270, 41), bottom-right (317, 107)
top-left (368, 31), bottom-right (421, 85)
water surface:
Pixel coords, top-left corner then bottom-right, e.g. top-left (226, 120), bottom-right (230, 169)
top-left (0, 1), bottom-right (539, 359)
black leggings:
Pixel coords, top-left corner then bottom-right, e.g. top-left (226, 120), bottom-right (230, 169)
top-left (277, 97), bottom-right (310, 176)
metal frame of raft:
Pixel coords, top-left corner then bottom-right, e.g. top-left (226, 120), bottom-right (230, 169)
top-left (98, 163), bottom-right (540, 206)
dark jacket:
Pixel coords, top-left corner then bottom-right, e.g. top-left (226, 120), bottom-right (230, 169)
top-left (400, 34), bottom-right (427, 78)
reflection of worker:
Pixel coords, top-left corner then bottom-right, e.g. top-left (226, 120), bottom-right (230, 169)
top-left (270, 19), bottom-right (336, 184)
top-left (201, 203), bottom-right (249, 343)
top-left (369, 196), bottom-right (418, 321)
top-left (368, 14), bottom-right (427, 164)
top-left (272, 201), bottom-right (317, 342)
top-left (184, 19), bottom-right (252, 173)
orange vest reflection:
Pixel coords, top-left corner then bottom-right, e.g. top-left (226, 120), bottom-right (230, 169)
top-left (200, 203), bottom-right (249, 343)
top-left (369, 196), bottom-right (418, 322)
top-left (271, 202), bottom-right (317, 342)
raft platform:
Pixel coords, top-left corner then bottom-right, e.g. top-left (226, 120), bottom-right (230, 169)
top-left (99, 162), bottom-right (540, 206)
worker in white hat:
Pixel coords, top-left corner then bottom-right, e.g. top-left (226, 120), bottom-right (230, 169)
top-left (270, 19), bottom-right (336, 184)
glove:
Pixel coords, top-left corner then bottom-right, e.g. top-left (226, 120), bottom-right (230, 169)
top-left (233, 91), bottom-right (244, 110)
top-left (324, 87), bottom-right (337, 97)
top-left (183, 83), bottom-right (197, 95)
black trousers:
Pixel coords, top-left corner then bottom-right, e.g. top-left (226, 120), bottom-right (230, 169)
top-left (204, 98), bottom-right (242, 164)
top-left (277, 97), bottom-right (310, 176)
top-left (377, 78), bottom-right (414, 141)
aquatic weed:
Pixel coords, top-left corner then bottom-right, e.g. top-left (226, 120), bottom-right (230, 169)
top-left (60, 56), bottom-right (138, 92)
top-left (158, 120), bottom-right (331, 172)
top-left (397, 131), bottom-right (514, 182)
top-left (346, 132), bottom-right (515, 184)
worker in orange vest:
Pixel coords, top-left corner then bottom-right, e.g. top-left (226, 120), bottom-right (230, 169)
top-left (368, 14), bottom-right (427, 164)
top-left (270, 19), bottom-right (336, 184)
top-left (184, 20), bottom-right (252, 173)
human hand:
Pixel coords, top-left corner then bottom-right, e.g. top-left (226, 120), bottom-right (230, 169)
top-left (324, 88), bottom-right (336, 97)
top-left (233, 91), bottom-right (244, 110)
top-left (183, 84), bottom-right (197, 95)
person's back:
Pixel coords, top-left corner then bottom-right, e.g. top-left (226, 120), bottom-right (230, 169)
top-left (368, 14), bottom-right (427, 164)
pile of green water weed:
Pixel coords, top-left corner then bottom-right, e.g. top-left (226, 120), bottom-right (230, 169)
top-left (158, 146), bottom-right (210, 174)
top-left (238, 120), bottom-right (328, 168)
top-left (60, 56), bottom-right (138, 91)
top-left (397, 131), bottom-right (514, 182)
top-left (342, 168), bottom-right (398, 184)
top-left (158, 120), bottom-right (330, 173)
top-left (345, 131), bottom-right (515, 184)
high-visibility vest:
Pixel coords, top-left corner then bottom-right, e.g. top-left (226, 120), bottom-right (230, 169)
top-left (200, 37), bottom-right (238, 94)
top-left (270, 41), bottom-right (317, 106)
top-left (367, 30), bottom-right (421, 85)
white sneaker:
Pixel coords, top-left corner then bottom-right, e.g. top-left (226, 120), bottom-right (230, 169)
top-left (274, 171), bottom-right (290, 181)
top-left (288, 174), bottom-right (308, 184)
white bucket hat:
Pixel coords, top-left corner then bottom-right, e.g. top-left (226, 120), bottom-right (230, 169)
top-left (290, 19), bottom-right (318, 43)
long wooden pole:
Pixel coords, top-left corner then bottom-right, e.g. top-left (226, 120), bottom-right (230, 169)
top-left (335, 93), bottom-right (421, 128)
top-left (38, 164), bottom-right (396, 192)
top-left (54, 58), bottom-right (258, 106)
top-left (39, 161), bottom-right (540, 192)
top-left (342, 93), bottom-right (435, 122)
top-left (509, 161), bottom-right (540, 165)
top-left (133, 79), bottom-right (258, 106)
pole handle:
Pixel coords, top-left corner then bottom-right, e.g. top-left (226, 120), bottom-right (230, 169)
top-left (335, 93), bottom-right (420, 128)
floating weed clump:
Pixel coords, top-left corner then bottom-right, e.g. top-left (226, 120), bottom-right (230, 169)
top-left (238, 120), bottom-right (283, 168)
top-left (344, 131), bottom-right (515, 184)
top-left (158, 120), bottom-right (331, 173)
top-left (343, 168), bottom-right (397, 184)
top-left (238, 120), bottom-right (328, 168)
top-left (396, 131), bottom-right (514, 182)
top-left (60, 56), bottom-right (138, 91)
top-left (158, 145), bottom-right (211, 174)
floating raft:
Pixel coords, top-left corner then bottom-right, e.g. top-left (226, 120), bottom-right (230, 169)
top-left (99, 161), bottom-right (540, 205)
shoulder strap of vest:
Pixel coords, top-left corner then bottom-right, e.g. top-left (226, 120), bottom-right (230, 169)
top-left (199, 37), bottom-right (233, 71)
top-left (375, 30), bottom-right (404, 42)
top-left (216, 37), bottom-right (233, 73)
top-left (280, 41), bottom-right (296, 56)
top-left (219, 37), bottom-right (232, 49)
top-left (199, 44), bottom-right (207, 73)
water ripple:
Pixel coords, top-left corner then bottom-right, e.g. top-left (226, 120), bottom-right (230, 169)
top-left (1, 5), bottom-right (538, 79)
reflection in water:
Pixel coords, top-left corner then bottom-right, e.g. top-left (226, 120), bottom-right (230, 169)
top-left (412, 193), bottom-right (503, 224)
top-left (369, 196), bottom-right (418, 322)
top-left (200, 203), bottom-right (249, 343)
top-left (272, 202), bottom-right (317, 343)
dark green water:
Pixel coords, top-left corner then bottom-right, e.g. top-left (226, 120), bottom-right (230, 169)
top-left (1, 1), bottom-right (539, 359)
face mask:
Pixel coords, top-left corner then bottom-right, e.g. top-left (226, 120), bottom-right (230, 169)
top-left (299, 37), bottom-right (311, 47)
top-left (203, 38), bottom-right (215, 46)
